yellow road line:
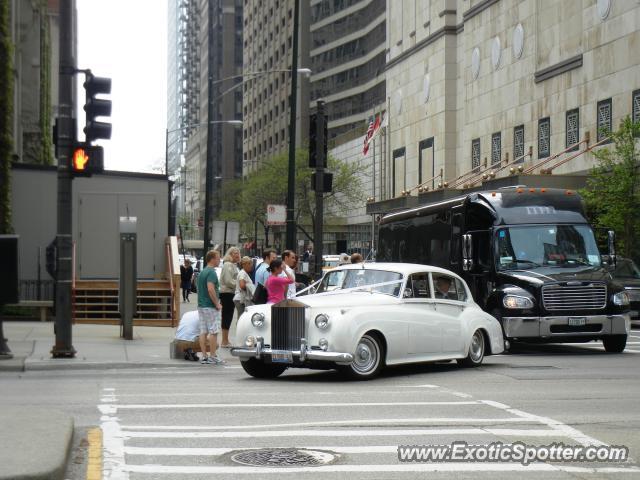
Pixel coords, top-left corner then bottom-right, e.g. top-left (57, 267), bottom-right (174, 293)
top-left (86, 427), bottom-right (103, 480)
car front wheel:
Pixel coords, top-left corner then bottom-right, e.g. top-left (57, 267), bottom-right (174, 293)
top-left (457, 329), bottom-right (485, 367)
top-left (240, 358), bottom-right (288, 378)
top-left (340, 333), bottom-right (384, 380)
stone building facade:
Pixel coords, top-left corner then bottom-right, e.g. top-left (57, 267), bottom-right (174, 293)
top-left (379, 0), bottom-right (640, 201)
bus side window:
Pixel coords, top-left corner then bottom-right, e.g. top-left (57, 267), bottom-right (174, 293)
top-left (451, 213), bottom-right (462, 265)
top-left (474, 231), bottom-right (491, 272)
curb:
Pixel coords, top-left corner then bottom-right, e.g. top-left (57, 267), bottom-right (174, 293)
top-left (0, 408), bottom-right (74, 480)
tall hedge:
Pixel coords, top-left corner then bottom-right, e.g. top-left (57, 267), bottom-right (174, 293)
top-left (0, 0), bottom-right (14, 234)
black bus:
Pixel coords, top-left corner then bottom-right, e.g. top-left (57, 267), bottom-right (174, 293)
top-left (378, 187), bottom-right (631, 352)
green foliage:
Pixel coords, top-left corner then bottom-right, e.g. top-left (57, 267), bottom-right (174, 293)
top-left (581, 117), bottom-right (640, 261)
top-left (219, 148), bottom-right (365, 239)
top-left (39, 0), bottom-right (53, 166)
top-left (0, 0), bottom-right (14, 233)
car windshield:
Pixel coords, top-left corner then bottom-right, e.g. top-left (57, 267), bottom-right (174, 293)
top-left (496, 225), bottom-right (601, 271)
top-left (614, 259), bottom-right (640, 279)
top-left (317, 269), bottom-right (403, 296)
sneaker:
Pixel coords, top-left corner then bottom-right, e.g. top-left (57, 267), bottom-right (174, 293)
top-left (211, 356), bottom-right (227, 365)
top-left (200, 356), bottom-right (213, 364)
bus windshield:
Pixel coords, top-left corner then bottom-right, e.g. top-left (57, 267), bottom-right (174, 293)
top-left (495, 225), bottom-right (601, 270)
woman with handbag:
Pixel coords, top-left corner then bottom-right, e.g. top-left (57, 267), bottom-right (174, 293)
top-left (233, 256), bottom-right (255, 319)
top-left (219, 247), bottom-right (240, 347)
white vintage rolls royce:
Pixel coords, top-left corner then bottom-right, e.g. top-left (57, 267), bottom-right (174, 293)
top-left (231, 263), bottom-right (504, 379)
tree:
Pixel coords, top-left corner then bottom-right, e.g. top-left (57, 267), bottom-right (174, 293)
top-left (219, 148), bottom-right (365, 246)
top-left (0, 0), bottom-right (14, 234)
top-left (581, 116), bottom-right (640, 261)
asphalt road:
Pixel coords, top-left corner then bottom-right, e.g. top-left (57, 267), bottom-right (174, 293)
top-left (1, 331), bottom-right (639, 479)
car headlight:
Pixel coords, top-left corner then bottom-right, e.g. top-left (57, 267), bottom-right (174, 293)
top-left (244, 335), bottom-right (256, 347)
top-left (251, 312), bottom-right (265, 327)
top-left (613, 291), bottom-right (630, 306)
top-left (503, 295), bottom-right (534, 309)
top-left (624, 288), bottom-right (640, 302)
top-left (315, 313), bottom-right (330, 330)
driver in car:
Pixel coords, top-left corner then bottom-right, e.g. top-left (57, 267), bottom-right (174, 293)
top-left (434, 276), bottom-right (453, 300)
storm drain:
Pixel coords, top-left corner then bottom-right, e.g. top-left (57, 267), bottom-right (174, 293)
top-left (230, 448), bottom-right (337, 467)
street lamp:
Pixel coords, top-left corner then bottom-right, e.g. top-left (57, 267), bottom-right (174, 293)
top-left (165, 120), bottom-right (242, 239)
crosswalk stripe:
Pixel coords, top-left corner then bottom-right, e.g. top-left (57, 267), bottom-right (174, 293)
top-left (122, 463), bottom-right (640, 474)
top-left (120, 417), bottom-right (532, 430)
top-left (122, 428), bottom-right (562, 438)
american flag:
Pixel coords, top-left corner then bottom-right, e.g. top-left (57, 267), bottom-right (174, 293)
top-left (363, 114), bottom-right (383, 156)
top-left (362, 119), bottom-right (375, 156)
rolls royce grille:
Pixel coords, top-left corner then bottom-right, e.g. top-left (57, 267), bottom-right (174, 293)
top-left (542, 283), bottom-right (607, 311)
top-left (271, 302), bottom-right (306, 350)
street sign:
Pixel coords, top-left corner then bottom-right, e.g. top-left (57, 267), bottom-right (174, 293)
top-left (266, 204), bottom-right (286, 225)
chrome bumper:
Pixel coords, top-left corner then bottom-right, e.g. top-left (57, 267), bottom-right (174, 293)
top-left (502, 314), bottom-right (630, 338)
top-left (231, 337), bottom-right (354, 364)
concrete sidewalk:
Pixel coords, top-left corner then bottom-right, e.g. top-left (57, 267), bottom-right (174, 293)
top-left (0, 300), bottom-right (239, 372)
top-left (0, 301), bottom-right (240, 479)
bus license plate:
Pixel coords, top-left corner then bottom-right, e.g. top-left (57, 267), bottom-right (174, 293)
top-left (568, 317), bottom-right (586, 327)
top-left (271, 350), bottom-right (293, 363)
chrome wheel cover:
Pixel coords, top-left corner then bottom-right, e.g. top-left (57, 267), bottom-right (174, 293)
top-left (352, 335), bottom-right (380, 374)
top-left (469, 330), bottom-right (484, 363)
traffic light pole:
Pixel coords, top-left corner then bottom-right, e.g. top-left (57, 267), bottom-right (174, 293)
top-left (52, 0), bottom-right (76, 358)
top-left (314, 101), bottom-right (326, 278)
top-left (285, 0), bottom-right (300, 250)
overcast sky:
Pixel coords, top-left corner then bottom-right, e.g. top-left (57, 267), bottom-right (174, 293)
top-left (76, 0), bottom-right (168, 173)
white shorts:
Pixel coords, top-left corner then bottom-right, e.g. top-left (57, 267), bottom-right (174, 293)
top-left (198, 308), bottom-right (221, 334)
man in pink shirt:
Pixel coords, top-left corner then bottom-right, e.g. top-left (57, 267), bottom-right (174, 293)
top-left (265, 258), bottom-right (294, 304)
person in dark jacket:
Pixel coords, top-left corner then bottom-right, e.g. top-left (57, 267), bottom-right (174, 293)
top-left (180, 258), bottom-right (194, 302)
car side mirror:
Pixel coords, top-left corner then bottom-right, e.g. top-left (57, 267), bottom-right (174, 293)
top-left (403, 288), bottom-right (413, 298)
top-left (462, 234), bottom-right (474, 271)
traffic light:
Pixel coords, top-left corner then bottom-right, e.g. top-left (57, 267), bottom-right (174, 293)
top-left (70, 143), bottom-right (104, 177)
top-left (309, 111), bottom-right (327, 168)
top-left (83, 73), bottom-right (112, 142)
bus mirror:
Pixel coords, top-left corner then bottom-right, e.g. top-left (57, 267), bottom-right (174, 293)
top-left (607, 230), bottom-right (616, 268)
top-left (462, 234), bottom-right (474, 271)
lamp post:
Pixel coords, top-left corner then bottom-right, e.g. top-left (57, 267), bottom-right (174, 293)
top-left (165, 120), bottom-right (242, 248)
top-left (286, 0), bottom-right (301, 250)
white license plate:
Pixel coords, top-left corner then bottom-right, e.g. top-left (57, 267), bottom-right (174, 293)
top-left (271, 350), bottom-right (293, 364)
top-left (568, 317), bottom-right (586, 327)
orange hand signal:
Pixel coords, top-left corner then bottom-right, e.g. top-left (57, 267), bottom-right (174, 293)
top-left (73, 148), bottom-right (89, 171)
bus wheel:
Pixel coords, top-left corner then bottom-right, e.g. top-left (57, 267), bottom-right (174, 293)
top-left (603, 335), bottom-right (627, 353)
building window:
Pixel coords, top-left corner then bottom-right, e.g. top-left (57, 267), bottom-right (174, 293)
top-left (471, 138), bottom-right (481, 172)
top-left (393, 147), bottom-right (406, 198)
top-left (633, 89), bottom-right (640, 125)
top-left (513, 125), bottom-right (524, 162)
top-left (418, 138), bottom-right (434, 188)
top-left (566, 109), bottom-right (579, 151)
top-left (597, 98), bottom-right (612, 142)
top-left (538, 117), bottom-right (550, 159)
top-left (491, 132), bottom-right (501, 165)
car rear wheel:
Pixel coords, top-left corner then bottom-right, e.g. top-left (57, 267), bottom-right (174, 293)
top-left (340, 333), bottom-right (384, 380)
top-left (240, 358), bottom-right (288, 378)
top-left (457, 329), bottom-right (485, 367)
top-left (603, 335), bottom-right (627, 353)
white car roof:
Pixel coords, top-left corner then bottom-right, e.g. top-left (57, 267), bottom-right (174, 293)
top-left (332, 262), bottom-right (463, 278)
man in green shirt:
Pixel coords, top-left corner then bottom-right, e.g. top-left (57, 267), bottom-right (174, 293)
top-left (197, 250), bottom-right (225, 364)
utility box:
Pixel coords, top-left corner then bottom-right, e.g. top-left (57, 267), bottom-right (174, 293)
top-left (119, 217), bottom-right (137, 340)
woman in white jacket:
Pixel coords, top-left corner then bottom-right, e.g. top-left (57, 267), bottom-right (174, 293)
top-left (233, 256), bottom-right (256, 319)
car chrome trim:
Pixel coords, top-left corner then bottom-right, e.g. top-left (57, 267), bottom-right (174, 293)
top-left (502, 314), bottom-right (630, 338)
top-left (231, 345), bottom-right (354, 364)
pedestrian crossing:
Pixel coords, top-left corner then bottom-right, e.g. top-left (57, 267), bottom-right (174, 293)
top-left (97, 379), bottom-right (640, 478)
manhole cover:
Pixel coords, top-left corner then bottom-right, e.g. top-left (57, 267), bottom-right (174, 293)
top-left (231, 448), bottom-right (337, 467)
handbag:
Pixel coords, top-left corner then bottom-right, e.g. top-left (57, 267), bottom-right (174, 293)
top-left (252, 283), bottom-right (268, 304)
